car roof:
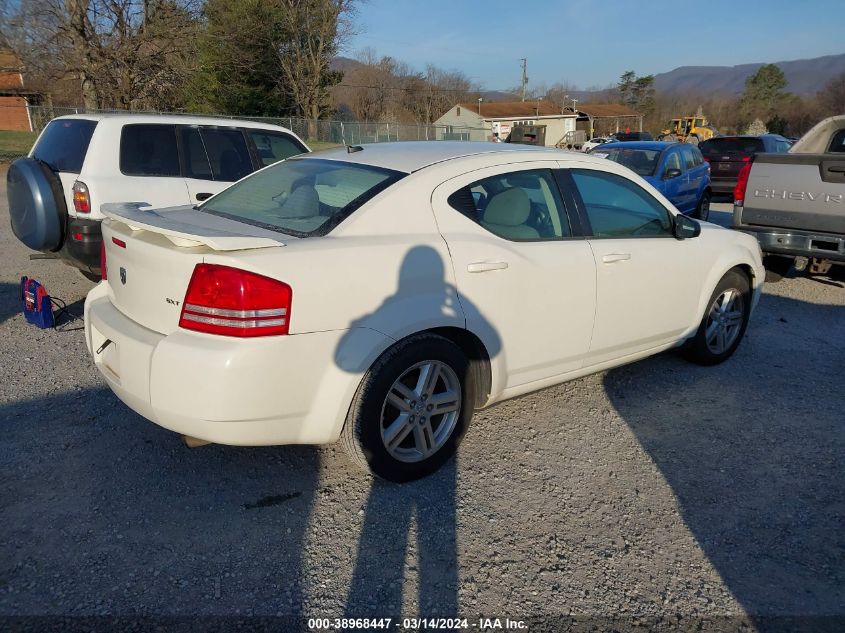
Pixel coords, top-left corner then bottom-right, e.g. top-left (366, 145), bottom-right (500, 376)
top-left (52, 113), bottom-right (295, 132)
top-left (597, 141), bottom-right (678, 151)
top-left (302, 141), bottom-right (576, 173)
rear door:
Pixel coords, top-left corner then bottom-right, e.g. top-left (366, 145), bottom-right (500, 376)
top-left (181, 126), bottom-right (254, 204)
top-left (29, 118), bottom-right (99, 217)
top-left (431, 162), bottom-right (597, 389)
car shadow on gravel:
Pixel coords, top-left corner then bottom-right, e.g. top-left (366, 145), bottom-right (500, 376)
top-left (0, 281), bottom-right (21, 325)
top-left (603, 293), bottom-right (844, 627)
top-left (1, 387), bottom-right (322, 616)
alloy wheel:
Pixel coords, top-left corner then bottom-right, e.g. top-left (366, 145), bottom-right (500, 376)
top-left (704, 288), bottom-right (744, 354)
top-left (379, 360), bottom-right (461, 463)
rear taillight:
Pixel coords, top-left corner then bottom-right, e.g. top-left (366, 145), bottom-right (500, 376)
top-left (73, 181), bottom-right (91, 213)
top-left (179, 264), bottom-right (291, 337)
top-left (734, 161), bottom-right (753, 206)
top-left (100, 240), bottom-right (107, 281)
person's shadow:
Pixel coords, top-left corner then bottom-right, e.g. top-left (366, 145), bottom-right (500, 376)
top-left (335, 245), bottom-right (500, 618)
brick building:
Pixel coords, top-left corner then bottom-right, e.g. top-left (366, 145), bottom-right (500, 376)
top-left (0, 42), bottom-right (39, 132)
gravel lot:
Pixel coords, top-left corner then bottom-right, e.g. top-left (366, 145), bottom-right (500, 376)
top-left (1, 174), bottom-right (843, 631)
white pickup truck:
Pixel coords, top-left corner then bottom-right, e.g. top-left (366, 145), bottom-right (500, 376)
top-left (732, 115), bottom-right (845, 277)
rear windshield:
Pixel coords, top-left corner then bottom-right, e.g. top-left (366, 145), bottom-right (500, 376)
top-left (31, 118), bottom-right (98, 173)
top-left (699, 137), bottom-right (764, 155)
top-left (199, 158), bottom-right (405, 237)
top-left (594, 147), bottom-right (662, 177)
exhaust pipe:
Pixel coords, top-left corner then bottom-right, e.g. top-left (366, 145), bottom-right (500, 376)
top-left (182, 435), bottom-right (212, 448)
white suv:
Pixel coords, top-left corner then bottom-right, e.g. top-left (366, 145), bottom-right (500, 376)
top-left (6, 114), bottom-right (309, 279)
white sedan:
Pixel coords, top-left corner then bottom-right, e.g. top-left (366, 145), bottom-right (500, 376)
top-left (581, 137), bottom-right (611, 152)
top-left (85, 142), bottom-right (764, 482)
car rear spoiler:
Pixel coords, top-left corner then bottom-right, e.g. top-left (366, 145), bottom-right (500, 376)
top-left (100, 203), bottom-right (286, 251)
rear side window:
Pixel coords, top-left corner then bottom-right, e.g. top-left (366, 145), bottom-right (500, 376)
top-left (120, 124), bottom-right (180, 177)
top-left (199, 127), bottom-right (252, 182)
top-left (447, 169), bottom-right (571, 241)
top-left (250, 130), bottom-right (307, 167)
top-left (200, 158), bottom-right (404, 237)
top-left (570, 169), bottom-right (672, 238)
top-left (32, 119), bottom-right (97, 173)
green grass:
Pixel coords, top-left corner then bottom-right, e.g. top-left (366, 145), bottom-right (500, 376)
top-left (0, 129), bottom-right (37, 161)
top-left (306, 140), bottom-right (343, 152)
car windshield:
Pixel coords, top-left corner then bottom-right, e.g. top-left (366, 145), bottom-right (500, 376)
top-left (597, 147), bottom-right (662, 177)
top-left (199, 158), bottom-right (405, 237)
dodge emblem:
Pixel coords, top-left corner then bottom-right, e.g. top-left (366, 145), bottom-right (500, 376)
top-left (120, 267), bottom-right (127, 285)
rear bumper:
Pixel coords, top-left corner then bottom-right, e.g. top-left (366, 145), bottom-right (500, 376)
top-left (733, 216), bottom-right (845, 262)
top-left (61, 216), bottom-right (103, 276)
top-left (84, 284), bottom-right (387, 446)
top-left (709, 178), bottom-right (736, 194)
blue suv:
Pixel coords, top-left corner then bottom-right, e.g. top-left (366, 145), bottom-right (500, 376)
top-left (588, 141), bottom-right (712, 220)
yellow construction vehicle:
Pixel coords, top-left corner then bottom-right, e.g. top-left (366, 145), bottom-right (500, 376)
top-left (658, 116), bottom-right (718, 144)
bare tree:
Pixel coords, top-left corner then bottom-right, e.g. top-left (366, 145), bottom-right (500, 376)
top-left (2, 0), bottom-right (201, 110)
top-left (274, 0), bottom-right (355, 127)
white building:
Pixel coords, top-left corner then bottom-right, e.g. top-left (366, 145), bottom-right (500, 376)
top-left (434, 101), bottom-right (578, 147)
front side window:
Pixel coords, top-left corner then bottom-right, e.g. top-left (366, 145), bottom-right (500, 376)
top-left (200, 158), bottom-right (404, 237)
top-left (120, 124), bottom-right (180, 177)
top-left (663, 150), bottom-right (683, 175)
top-left (594, 147), bottom-right (662, 177)
top-left (250, 130), bottom-right (308, 167)
top-left (447, 169), bottom-right (571, 241)
top-left (827, 129), bottom-right (845, 153)
top-left (570, 169), bottom-right (672, 238)
top-left (681, 145), bottom-right (698, 169)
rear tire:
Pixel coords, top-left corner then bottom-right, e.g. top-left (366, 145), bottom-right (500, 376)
top-left (80, 270), bottom-right (101, 283)
top-left (693, 191), bottom-right (711, 221)
top-left (683, 270), bottom-right (751, 366)
top-left (341, 333), bottom-right (474, 482)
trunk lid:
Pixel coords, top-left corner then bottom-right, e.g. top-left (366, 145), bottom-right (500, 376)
top-left (101, 204), bottom-right (288, 335)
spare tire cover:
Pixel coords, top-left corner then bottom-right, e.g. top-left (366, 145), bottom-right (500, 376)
top-left (7, 157), bottom-right (66, 251)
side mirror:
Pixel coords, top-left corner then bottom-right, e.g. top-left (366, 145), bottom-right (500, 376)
top-left (663, 167), bottom-right (682, 180)
top-left (674, 214), bottom-right (701, 239)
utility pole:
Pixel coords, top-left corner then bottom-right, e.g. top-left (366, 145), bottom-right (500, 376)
top-left (520, 58), bottom-right (528, 102)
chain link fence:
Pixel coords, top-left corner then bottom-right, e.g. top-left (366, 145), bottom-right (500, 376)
top-left (0, 104), bottom-right (489, 162)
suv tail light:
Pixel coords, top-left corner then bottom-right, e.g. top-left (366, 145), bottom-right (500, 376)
top-left (73, 181), bottom-right (91, 213)
top-left (179, 264), bottom-right (291, 337)
top-left (734, 161), bottom-right (753, 207)
top-left (100, 240), bottom-right (107, 281)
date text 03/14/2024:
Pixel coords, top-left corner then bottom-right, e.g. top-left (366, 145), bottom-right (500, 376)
top-left (307, 617), bottom-right (528, 630)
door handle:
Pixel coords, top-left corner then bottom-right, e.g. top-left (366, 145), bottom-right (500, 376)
top-left (195, 192), bottom-right (213, 201)
top-left (827, 166), bottom-right (845, 174)
top-left (602, 253), bottom-right (631, 263)
top-left (467, 261), bottom-right (508, 273)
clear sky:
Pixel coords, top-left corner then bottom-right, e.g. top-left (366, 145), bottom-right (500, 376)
top-left (345, 0), bottom-right (845, 91)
